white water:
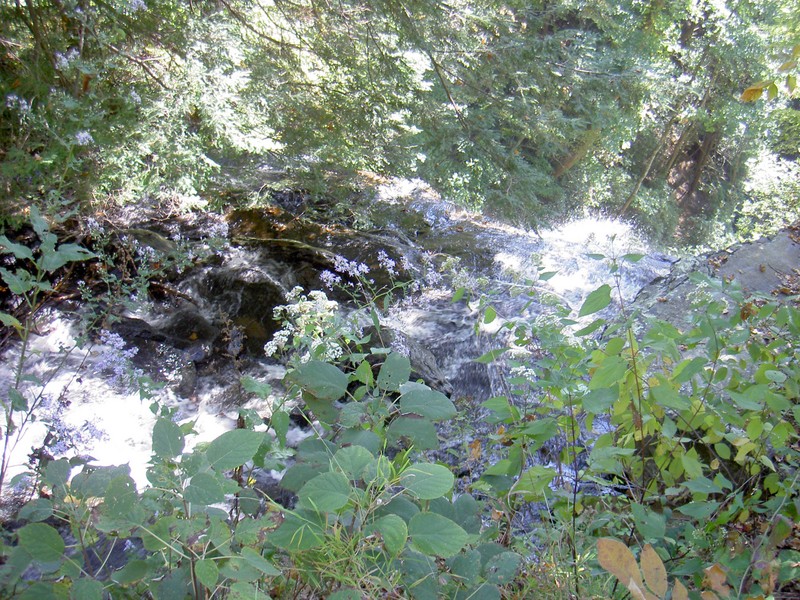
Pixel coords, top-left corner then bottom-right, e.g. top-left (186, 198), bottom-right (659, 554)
top-left (0, 181), bottom-right (673, 495)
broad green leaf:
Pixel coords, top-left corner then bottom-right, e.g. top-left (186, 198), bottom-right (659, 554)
top-left (631, 503), bottom-right (666, 540)
top-left (184, 472), bottom-right (225, 505)
top-left (39, 243), bottom-right (94, 273)
top-left (483, 552), bottom-right (521, 585)
top-left (328, 591), bottom-right (362, 600)
top-left (574, 318), bottom-right (605, 337)
top-left (70, 578), bottom-right (103, 600)
top-left (9, 388), bottom-right (27, 411)
top-left (589, 357), bottom-right (627, 389)
top-left (398, 384), bottom-right (456, 421)
top-left (0, 235), bottom-right (34, 260)
top-left (44, 458), bottom-right (71, 489)
top-left (240, 376), bottom-right (272, 397)
top-left (672, 357), bottom-right (707, 384)
top-left (408, 513), bottom-right (468, 557)
top-left (298, 471), bottom-right (351, 512)
top-left (579, 284), bottom-right (611, 317)
top-left (332, 445), bottom-right (374, 479)
top-left (18, 499), bottom-right (54, 523)
top-left (371, 514), bottom-right (408, 555)
top-left (241, 547), bottom-right (281, 576)
top-left (0, 267), bottom-right (35, 295)
top-left (651, 385), bottom-right (691, 411)
top-left (683, 477), bottom-right (722, 495)
top-left (387, 416), bottom-right (439, 450)
top-left (621, 253), bottom-right (645, 263)
top-left (377, 352), bottom-right (411, 392)
top-left (111, 560), bottom-right (150, 584)
top-left (513, 466), bottom-right (556, 501)
top-left (17, 523), bottom-right (64, 563)
top-left (583, 387), bottom-right (618, 413)
top-left (287, 360), bottom-right (348, 401)
top-left (475, 347), bottom-right (509, 364)
top-left (482, 395), bottom-right (519, 422)
top-left (206, 429), bottom-right (264, 470)
top-left (401, 463), bottom-right (454, 499)
top-left (103, 475), bottom-right (137, 520)
top-left (483, 306), bottom-right (497, 324)
top-left (195, 559), bottom-right (219, 589)
top-left (152, 418), bottom-right (184, 458)
top-left (268, 510), bottom-right (325, 551)
top-left (0, 312), bottom-right (22, 329)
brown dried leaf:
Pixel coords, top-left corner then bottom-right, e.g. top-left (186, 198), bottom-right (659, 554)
top-left (672, 580), bottom-right (689, 600)
top-left (597, 538), bottom-right (643, 591)
top-left (640, 544), bottom-right (668, 598)
top-left (703, 564), bottom-right (732, 598)
top-left (701, 592), bottom-right (720, 600)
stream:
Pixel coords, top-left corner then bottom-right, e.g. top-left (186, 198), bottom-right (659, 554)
top-left (0, 178), bottom-right (674, 498)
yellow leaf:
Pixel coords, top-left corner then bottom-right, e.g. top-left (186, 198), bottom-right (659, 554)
top-left (672, 580), bottom-right (689, 600)
top-left (469, 439), bottom-right (482, 461)
top-left (740, 86), bottom-right (764, 102)
top-left (641, 544), bottom-right (668, 597)
top-left (778, 59), bottom-right (797, 72)
top-left (701, 593), bottom-right (720, 600)
top-left (597, 538), bottom-right (643, 591)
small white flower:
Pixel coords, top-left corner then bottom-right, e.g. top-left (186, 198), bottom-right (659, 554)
top-left (74, 130), bottom-right (94, 146)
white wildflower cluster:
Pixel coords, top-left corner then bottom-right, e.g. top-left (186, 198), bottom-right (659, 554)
top-left (205, 220), bottom-right (229, 239)
top-left (320, 269), bottom-right (342, 289)
top-left (129, 89), bottom-right (142, 105)
top-left (85, 217), bottom-right (105, 235)
top-left (377, 250), bottom-right (397, 277)
top-left (54, 48), bottom-right (79, 71)
top-left (38, 395), bottom-right (108, 457)
top-left (333, 255), bottom-right (370, 279)
top-left (128, 0), bottom-right (147, 11)
top-left (5, 94), bottom-right (31, 113)
top-left (509, 365), bottom-right (537, 381)
top-left (73, 130), bottom-right (94, 146)
top-left (265, 287), bottom-right (348, 362)
top-left (96, 330), bottom-right (142, 387)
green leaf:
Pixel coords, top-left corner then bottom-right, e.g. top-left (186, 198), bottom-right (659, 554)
top-left (452, 287), bottom-right (466, 303)
top-left (513, 466), bottom-right (556, 501)
top-left (408, 513), bottom-right (468, 557)
top-left (287, 360), bottom-right (348, 401)
top-left (17, 523), bottom-right (64, 563)
top-left (9, 388), bottom-right (27, 411)
top-left (44, 458), bottom-right (70, 490)
top-left (298, 471), bottom-right (352, 512)
top-left (332, 445), bottom-right (374, 479)
top-left (377, 352), bottom-right (411, 392)
top-left (475, 347), bottom-right (509, 364)
top-left (39, 243), bottom-right (95, 273)
top-left (152, 418), bottom-right (185, 458)
top-left (483, 552), bottom-right (522, 585)
top-left (206, 429), bottom-right (265, 470)
top-left (398, 384), bottom-right (456, 421)
top-left (589, 357), bottom-right (627, 389)
top-left (672, 357), bottom-right (707, 384)
top-left (0, 234), bottom-right (34, 260)
top-left (184, 472), bottom-right (225, 505)
top-left (18, 499), bottom-right (54, 523)
top-left (0, 267), bottom-right (35, 295)
top-left (103, 475), bottom-right (137, 520)
top-left (621, 253), bottom-right (645, 263)
top-left (683, 477), bottom-right (722, 495)
top-left (650, 385), bottom-right (691, 411)
top-left (328, 590), bottom-right (363, 600)
top-left (484, 306), bottom-right (497, 324)
top-left (574, 318), bottom-right (605, 337)
top-left (583, 387), bottom-right (618, 413)
top-left (111, 560), bottom-right (150, 585)
top-left (240, 375), bottom-right (272, 398)
top-left (268, 510), bottom-right (325, 551)
top-left (677, 501), bottom-right (719, 519)
top-left (195, 559), bottom-right (219, 589)
top-left (579, 285), bottom-right (612, 317)
top-left (631, 504), bottom-right (666, 540)
top-left (241, 547), bottom-right (281, 576)
top-left (0, 312), bottom-right (22, 329)
top-left (387, 416), bottom-right (439, 450)
top-left (401, 463), bottom-right (454, 500)
top-left (371, 514), bottom-right (408, 555)
top-left (70, 578), bottom-right (104, 600)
